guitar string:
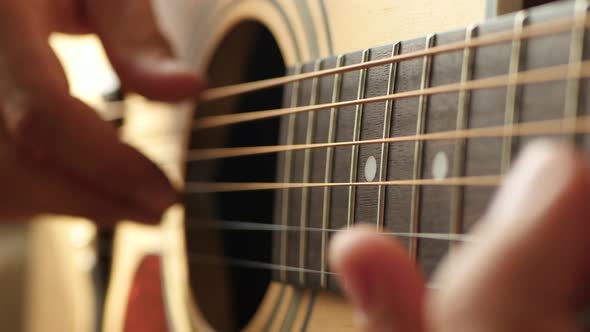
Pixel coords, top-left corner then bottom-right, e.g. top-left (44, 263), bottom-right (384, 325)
top-left (198, 14), bottom-right (587, 102)
top-left (186, 253), bottom-right (443, 289)
top-left (93, 239), bottom-right (438, 285)
top-left (184, 175), bottom-right (503, 194)
top-left (187, 254), bottom-right (445, 290)
top-left (193, 59), bottom-right (590, 130)
top-left (142, 9), bottom-right (589, 280)
top-left (187, 62), bottom-right (589, 198)
top-left (95, 230), bottom-right (457, 282)
top-left (188, 116), bottom-right (590, 162)
top-left (185, 219), bottom-right (477, 242)
top-left (95, 245), bottom-right (339, 278)
top-left (187, 253), bottom-right (337, 276)
top-left (91, 7), bottom-right (590, 284)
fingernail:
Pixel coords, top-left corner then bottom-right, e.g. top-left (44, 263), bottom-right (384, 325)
top-left (486, 140), bottom-right (575, 226)
top-left (154, 58), bottom-right (198, 75)
top-left (136, 54), bottom-right (195, 75)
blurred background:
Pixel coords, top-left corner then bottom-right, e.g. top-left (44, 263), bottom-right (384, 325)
top-left (0, 34), bottom-right (125, 332)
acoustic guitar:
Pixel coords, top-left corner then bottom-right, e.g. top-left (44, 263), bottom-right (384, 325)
top-left (96, 0), bottom-right (590, 330)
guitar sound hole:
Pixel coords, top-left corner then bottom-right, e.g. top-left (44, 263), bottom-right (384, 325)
top-left (183, 21), bottom-right (285, 331)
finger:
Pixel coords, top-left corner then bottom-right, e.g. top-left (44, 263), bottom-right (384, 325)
top-left (330, 226), bottom-right (426, 332)
top-left (430, 141), bottom-right (590, 332)
top-left (84, 0), bottom-right (204, 101)
top-left (3, 95), bottom-right (177, 224)
top-left (0, 140), bottom-right (157, 226)
top-left (0, 18), bottom-right (176, 224)
top-left (51, 0), bottom-right (92, 34)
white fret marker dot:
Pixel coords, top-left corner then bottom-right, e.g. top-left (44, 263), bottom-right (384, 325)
top-left (364, 156), bottom-right (377, 182)
top-left (432, 151), bottom-right (449, 180)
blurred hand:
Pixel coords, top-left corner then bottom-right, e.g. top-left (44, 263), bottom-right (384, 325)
top-left (0, 0), bottom-right (203, 225)
top-left (330, 141), bottom-right (590, 331)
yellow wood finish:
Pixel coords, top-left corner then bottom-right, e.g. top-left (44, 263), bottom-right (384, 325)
top-left (147, 0), bottom-right (494, 331)
top-left (306, 291), bottom-right (356, 332)
top-left (126, 0), bottom-right (547, 331)
top-left (24, 0), bottom-right (530, 331)
top-left (102, 222), bottom-right (164, 332)
top-left (25, 35), bottom-right (118, 332)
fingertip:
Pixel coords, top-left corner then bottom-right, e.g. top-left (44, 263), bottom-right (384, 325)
top-left (329, 226), bottom-right (425, 332)
top-left (113, 142), bottom-right (179, 222)
top-left (329, 225), bottom-right (416, 271)
top-left (328, 227), bottom-right (363, 272)
top-left (117, 55), bottom-right (205, 102)
top-left (329, 225), bottom-right (396, 273)
top-left (85, 0), bottom-right (205, 101)
top-left (429, 141), bottom-right (590, 331)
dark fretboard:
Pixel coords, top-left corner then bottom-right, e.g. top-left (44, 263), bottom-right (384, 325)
top-left (270, 0), bottom-right (590, 291)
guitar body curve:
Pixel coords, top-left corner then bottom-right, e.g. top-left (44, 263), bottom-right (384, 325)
top-left (112, 0), bottom-right (510, 331)
top-left (150, 0), bottom-right (489, 331)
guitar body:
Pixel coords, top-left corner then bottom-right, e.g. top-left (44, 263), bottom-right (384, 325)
top-left (100, 0), bottom-right (549, 331)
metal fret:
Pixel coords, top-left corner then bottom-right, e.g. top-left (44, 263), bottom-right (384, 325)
top-left (564, 0), bottom-right (589, 143)
top-left (450, 26), bottom-right (477, 250)
top-left (409, 35), bottom-right (436, 262)
top-left (376, 43), bottom-right (401, 231)
top-left (279, 64), bottom-right (302, 281)
top-left (501, 11), bottom-right (528, 173)
top-left (346, 49), bottom-right (371, 228)
top-left (320, 55), bottom-right (344, 288)
top-left (298, 60), bottom-right (322, 285)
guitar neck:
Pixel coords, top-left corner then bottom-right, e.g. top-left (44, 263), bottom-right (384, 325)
top-left (273, 0), bottom-right (590, 290)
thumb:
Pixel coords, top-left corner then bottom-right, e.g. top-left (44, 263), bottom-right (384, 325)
top-left (430, 141), bottom-right (590, 332)
top-left (330, 226), bottom-right (426, 332)
top-left (84, 0), bottom-right (204, 101)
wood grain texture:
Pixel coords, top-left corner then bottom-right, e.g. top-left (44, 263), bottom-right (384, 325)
top-left (354, 45), bottom-right (393, 229)
top-left (304, 291), bottom-right (355, 332)
top-left (306, 57), bottom-right (339, 289)
top-left (271, 0), bottom-right (587, 286)
top-left (143, 0), bottom-right (505, 331)
top-left (30, 1), bottom-right (513, 332)
top-left (326, 50), bottom-right (364, 292)
top-left (155, 0), bottom-right (590, 330)
top-left (286, 62), bottom-right (316, 285)
top-left (417, 30), bottom-right (464, 278)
